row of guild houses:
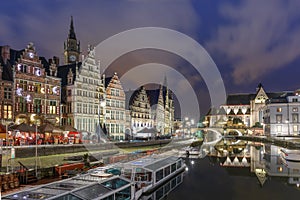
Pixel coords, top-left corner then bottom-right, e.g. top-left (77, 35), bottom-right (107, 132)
top-left (206, 83), bottom-right (300, 137)
top-left (0, 17), bottom-right (175, 141)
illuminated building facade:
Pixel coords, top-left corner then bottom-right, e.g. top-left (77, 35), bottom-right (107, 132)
top-left (13, 43), bottom-right (61, 125)
top-left (105, 73), bottom-right (126, 140)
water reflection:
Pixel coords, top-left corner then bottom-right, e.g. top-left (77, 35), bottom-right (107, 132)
top-left (168, 138), bottom-right (300, 200)
top-left (206, 138), bottom-right (300, 188)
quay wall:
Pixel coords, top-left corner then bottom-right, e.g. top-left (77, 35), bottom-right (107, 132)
top-left (9, 139), bottom-right (173, 158)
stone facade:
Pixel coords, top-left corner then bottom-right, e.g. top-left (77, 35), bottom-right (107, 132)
top-left (58, 46), bottom-right (105, 133)
top-left (129, 86), bottom-right (153, 134)
top-left (206, 84), bottom-right (284, 129)
top-left (264, 91), bottom-right (300, 136)
top-left (105, 73), bottom-right (126, 140)
top-left (13, 43), bottom-right (61, 125)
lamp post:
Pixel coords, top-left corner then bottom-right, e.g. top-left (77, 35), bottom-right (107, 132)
top-left (35, 124), bottom-right (37, 177)
top-left (6, 122), bottom-right (8, 173)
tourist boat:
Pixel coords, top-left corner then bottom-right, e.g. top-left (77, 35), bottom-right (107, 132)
top-left (280, 148), bottom-right (300, 162)
top-left (3, 170), bottom-right (133, 200)
top-left (91, 155), bottom-right (186, 200)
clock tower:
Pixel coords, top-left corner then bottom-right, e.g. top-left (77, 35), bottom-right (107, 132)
top-left (64, 16), bottom-right (80, 64)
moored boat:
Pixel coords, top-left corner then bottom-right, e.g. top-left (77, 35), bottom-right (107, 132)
top-left (280, 148), bottom-right (300, 162)
top-left (92, 155), bottom-right (186, 200)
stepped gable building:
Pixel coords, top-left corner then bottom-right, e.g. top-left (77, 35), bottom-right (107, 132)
top-left (58, 17), bottom-right (105, 133)
top-left (57, 46), bottom-right (104, 133)
top-left (126, 83), bottom-right (175, 135)
top-left (127, 86), bottom-right (153, 134)
top-left (1, 43), bottom-right (62, 126)
top-left (0, 45), bottom-right (15, 123)
top-left (104, 73), bottom-right (126, 140)
top-left (206, 83), bottom-right (286, 129)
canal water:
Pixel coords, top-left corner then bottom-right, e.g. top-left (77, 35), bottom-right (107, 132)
top-left (157, 139), bottom-right (300, 200)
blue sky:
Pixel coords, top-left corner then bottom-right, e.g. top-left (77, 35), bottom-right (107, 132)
top-left (1, 0), bottom-right (300, 118)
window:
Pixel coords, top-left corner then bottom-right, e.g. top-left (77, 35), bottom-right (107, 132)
top-left (277, 107), bottom-right (282, 112)
top-left (4, 88), bottom-right (12, 99)
top-left (292, 98), bottom-right (298, 102)
top-left (68, 90), bottom-right (72, 96)
top-left (277, 125), bottom-right (282, 132)
top-left (111, 111), bottom-right (115, 119)
top-left (116, 124), bottom-right (120, 133)
top-left (116, 89), bottom-right (120, 96)
top-left (111, 124), bottom-right (115, 133)
top-left (276, 114), bottom-right (282, 123)
top-left (106, 99), bottom-right (111, 107)
top-left (293, 107), bottom-right (298, 112)
top-left (34, 99), bottom-right (42, 113)
top-left (111, 100), bottom-right (115, 107)
top-left (111, 89), bottom-right (115, 96)
top-left (77, 103), bottom-right (82, 113)
top-left (3, 105), bottom-right (12, 119)
top-left (116, 111), bottom-right (120, 120)
top-left (49, 100), bottom-right (56, 114)
top-left (19, 97), bottom-right (27, 112)
top-left (292, 114), bottom-right (298, 123)
top-left (293, 125), bottom-right (298, 132)
top-left (106, 111), bottom-right (111, 119)
top-left (83, 104), bottom-right (87, 114)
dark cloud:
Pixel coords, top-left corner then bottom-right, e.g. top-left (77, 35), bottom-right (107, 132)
top-left (207, 0), bottom-right (300, 85)
top-left (0, 0), bottom-right (200, 60)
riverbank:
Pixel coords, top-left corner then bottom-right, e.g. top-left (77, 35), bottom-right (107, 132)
top-left (227, 135), bottom-right (300, 149)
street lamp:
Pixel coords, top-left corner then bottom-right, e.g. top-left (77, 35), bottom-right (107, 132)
top-left (35, 123), bottom-right (38, 177)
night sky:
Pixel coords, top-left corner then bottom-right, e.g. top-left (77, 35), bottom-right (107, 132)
top-left (1, 0), bottom-right (300, 120)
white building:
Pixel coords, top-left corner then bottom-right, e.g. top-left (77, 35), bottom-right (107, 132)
top-left (58, 46), bottom-right (105, 133)
top-left (264, 90), bottom-right (300, 136)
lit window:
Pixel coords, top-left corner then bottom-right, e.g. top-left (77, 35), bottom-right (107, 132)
top-left (277, 107), bottom-right (282, 112)
top-left (49, 101), bottom-right (56, 114)
top-left (277, 125), bottom-right (282, 132)
top-left (293, 107), bottom-right (298, 112)
top-left (293, 125), bottom-right (298, 132)
top-left (276, 114), bottom-right (282, 123)
top-left (3, 105), bottom-right (12, 119)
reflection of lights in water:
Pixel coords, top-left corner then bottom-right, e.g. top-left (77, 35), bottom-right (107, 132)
top-left (185, 167), bottom-right (189, 171)
top-left (191, 160), bottom-right (195, 165)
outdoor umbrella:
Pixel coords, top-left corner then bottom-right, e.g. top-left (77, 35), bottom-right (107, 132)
top-left (39, 123), bottom-right (63, 133)
top-left (61, 125), bottom-right (77, 132)
top-left (10, 123), bottom-right (37, 132)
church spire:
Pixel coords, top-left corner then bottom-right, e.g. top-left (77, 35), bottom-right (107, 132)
top-left (163, 74), bottom-right (168, 88)
top-left (69, 16), bottom-right (77, 40)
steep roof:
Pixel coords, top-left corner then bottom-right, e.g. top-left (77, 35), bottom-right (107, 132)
top-left (146, 89), bottom-right (160, 106)
top-left (104, 77), bottom-right (113, 89)
top-left (0, 46), bottom-right (23, 81)
top-left (226, 94), bottom-right (255, 105)
top-left (57, 62), bottom-right (82, 86)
